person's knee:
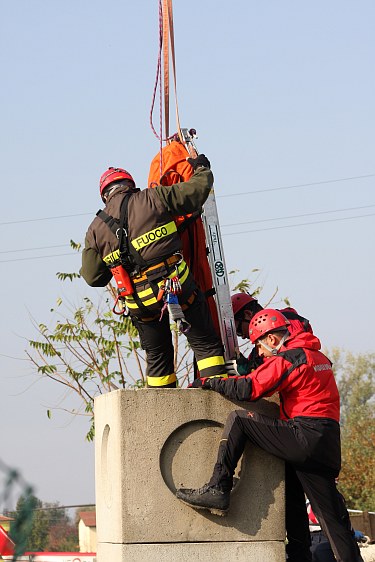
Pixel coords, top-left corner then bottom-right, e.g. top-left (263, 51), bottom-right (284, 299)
top-left (227, 411), bottom-right (238, 423)
top-left (221, 410), bottom-right (242, 438)
top-left (228, 410), bottom-right (247, 427)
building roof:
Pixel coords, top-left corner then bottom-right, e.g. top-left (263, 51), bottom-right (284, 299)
top-left (0, 515), bottom-right (14, 521)
top-left (79, 511), bottom-right (96, 527)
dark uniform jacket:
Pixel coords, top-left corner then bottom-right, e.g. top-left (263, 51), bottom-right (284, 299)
top-left (80, 167), bottom-right (214, 287)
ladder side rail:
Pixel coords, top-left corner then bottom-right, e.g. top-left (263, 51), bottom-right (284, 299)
top-left (202, 192), bottom-right (238, 360)
top-left (180, 128), bottom-right (239, 360)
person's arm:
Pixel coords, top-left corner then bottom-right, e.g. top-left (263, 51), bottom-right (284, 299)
top-left (206, 372), bottom-right (253, 401)
top-left (155, 167), bottom-right (214, 215)
top-left (195, 356), bottom-right (290, 402)
top-left (80, 238), bottom-right (112, 287)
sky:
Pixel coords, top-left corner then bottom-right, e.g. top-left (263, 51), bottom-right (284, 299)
top-left (0, 0), bottom-right (374, 511)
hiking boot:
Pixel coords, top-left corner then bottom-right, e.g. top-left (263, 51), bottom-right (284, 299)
top-left (176, 483), bottom-right (230, 516)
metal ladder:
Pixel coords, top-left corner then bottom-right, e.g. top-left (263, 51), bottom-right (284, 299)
top-left (180, 128), bottom-right (239, 361)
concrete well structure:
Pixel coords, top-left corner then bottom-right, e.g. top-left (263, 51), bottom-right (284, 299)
top-left (94, 388), bottom-right (285, 561)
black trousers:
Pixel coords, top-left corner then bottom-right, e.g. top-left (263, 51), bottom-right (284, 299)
top-left (310, 530), bottom-right (336, 562)
top-left (208, 410), bottom-right (363, 562)
top-left (132, 288), bottom-right (225, 387)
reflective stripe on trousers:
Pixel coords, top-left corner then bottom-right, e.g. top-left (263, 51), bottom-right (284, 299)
top-left (131, 288), bottom-right (225, 388)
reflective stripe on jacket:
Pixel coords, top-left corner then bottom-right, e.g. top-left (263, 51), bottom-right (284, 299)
top-left (85, 187), bottom-right (181, 274)
top-left (80, 168), bottom-right (214, 287)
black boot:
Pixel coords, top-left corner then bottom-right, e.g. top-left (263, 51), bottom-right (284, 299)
top-left (176, 483), bottom-right (230, 516)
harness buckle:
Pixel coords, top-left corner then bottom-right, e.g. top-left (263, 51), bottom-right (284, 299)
top-left (116, 227), bottom-right (127, 239)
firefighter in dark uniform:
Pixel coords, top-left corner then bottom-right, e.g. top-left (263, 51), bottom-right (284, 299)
top-left (176, 309), bottom-right (363, 562)
top-left (80, 154), bottom-right (227, 388)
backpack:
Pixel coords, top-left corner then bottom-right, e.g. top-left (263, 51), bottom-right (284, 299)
top-left (148, 140), bottom-right (220, 337)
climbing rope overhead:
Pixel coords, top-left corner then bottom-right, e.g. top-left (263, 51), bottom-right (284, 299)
top-left (150, 1), bottom-right (183, 163)
top-left (148, 0), bottom-right (238, 362)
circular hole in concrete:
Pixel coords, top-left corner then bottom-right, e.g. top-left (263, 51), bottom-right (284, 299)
top-left (159, 419), bottom-right (226, 493)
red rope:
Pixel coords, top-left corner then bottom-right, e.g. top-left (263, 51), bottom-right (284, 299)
top-left (150, 0), bottom-right (164, 176)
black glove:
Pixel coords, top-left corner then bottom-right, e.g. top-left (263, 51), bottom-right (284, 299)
top-left (186, 154), bottom-right (210, 170)
top-left (189, 379), bottom-right (203, 388)
top-left (188, 377), bottom-right (212, 389)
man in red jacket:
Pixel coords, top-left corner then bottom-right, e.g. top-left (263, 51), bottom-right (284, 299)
top-left (176, 309), bottom-right (363, 562)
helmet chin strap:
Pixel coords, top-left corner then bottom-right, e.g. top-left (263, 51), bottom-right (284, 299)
top-left (258, 331), bottom-right (289, 355)
top-left (103, 185), bottom-right (118, 201)
top-left (103, 182), bottom-right (139, 202)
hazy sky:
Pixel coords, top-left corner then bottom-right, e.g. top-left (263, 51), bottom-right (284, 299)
top-left (1, 1), bottom-right (374, 510)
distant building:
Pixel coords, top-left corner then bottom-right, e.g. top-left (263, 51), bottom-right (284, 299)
top-left (2, 555), bottom-right (96, 561)
top-left (0, 515), bottom-right (13, 533)
top-left (78, 511), bottom-right (97, 553)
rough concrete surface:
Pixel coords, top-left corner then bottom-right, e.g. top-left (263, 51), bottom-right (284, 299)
top-left (94, 388), bottom-right (285, 560)
top-left (96, 541), bottom-right (375, 562)
top-left (97, 540), bottom-right (285, 562)
top-left (361, 544), bottom-right (375, 562)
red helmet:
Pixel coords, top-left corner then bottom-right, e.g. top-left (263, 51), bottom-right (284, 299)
top-left (99, 167), bottom-right (135, 198)
top-left (249, 309), bottom-right (290, 344)
top-left (231, 293), bottom-right (257, 317)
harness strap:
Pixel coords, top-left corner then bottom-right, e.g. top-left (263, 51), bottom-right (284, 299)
top-left (96, 193), bottom-right (148, 272)
top-left (117, 192), bottom-right (132, 267)
top-left (137, 289), bottom-right (196, 322)
top-left (132, 253), bottom-right (182, 284)
top-left (96, 209), bottom-right (117, 230)
top-left (181, 290), bottom-right (196, 310)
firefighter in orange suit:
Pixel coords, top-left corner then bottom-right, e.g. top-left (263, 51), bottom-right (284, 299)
top-left (80, 155), bottom-right (227, 388)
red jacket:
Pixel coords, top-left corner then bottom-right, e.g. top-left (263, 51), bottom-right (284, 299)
top-left (280, 307), bottom-right (312, 337)
top-left (209, 331), bottom-right (340, 422)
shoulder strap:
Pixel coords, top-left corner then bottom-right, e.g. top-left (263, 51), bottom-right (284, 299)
top-left (118, 194), bottom-right (149, 272)
top-left (96, 193), bottom-right (148, 272)
top-left (278, 348), bottom-right (307, 367)
top-left (96, 209), bottom-right (118, 235)
top-left (117, 193), bottom-right (131, 265)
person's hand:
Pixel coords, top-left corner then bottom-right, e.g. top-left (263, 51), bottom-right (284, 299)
top-left (188, 377), bottom-right (211, 388)
top-left (188, 378), bottom-right (202, 388)
top-left (186, 154), bottom-right (210, 170)
top-left (354, 530), bottom-right (368, 543)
